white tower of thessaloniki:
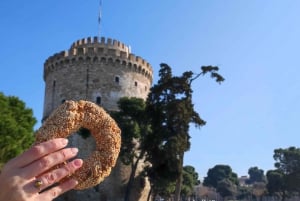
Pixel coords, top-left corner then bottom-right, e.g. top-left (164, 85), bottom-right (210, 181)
top-left (43, 36), bottom-right (153, 121)
top-left (42, 36), bottom-right (153, 201)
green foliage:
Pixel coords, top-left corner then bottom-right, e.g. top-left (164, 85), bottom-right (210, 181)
top-left (181, 166), bottom-right (200, 197)
top-left (200, 66), bottom-right (225, 83)
top-left (145, 63), bottom-right (206, 154)
top-left (217, 178), bottom-right (238, 199)
top-left (112, 64), bottom-right (223, 200)
top-left (266, 146), bottom-right (300, 199)
top-left (266, 170), bottom-right (285, 197)
top-left (203, 165), bottom-right (239, 199)
top-left (144, 63), bottom-right (223, 200)
top-left (152, 178), bottom-right (176, 198)
top-left (145, 63), bottom-right (205, 197)
top-left (190, 65), bottom-right (225, 85)
top-left (145, 165), bottom-right (200, 199)
top-left (0, 92), bottom-right (37, 167)
top-left (203, 164), bottom-right (239, 191)
top-left (111, 97), bottom-right (152, 201)
top-left (237, 186), bottom-right (253, 200)
top-left (111, 97), bottom-right (149, 165)
top-left (246, 166), bottom-right (266, 184)
top-left (274, 147), bottom-right (300, 176)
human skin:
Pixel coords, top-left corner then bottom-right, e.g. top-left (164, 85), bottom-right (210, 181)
top-left (0, 138), bottom-right (83, 201)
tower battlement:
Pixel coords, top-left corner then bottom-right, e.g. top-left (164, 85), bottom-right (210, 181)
top-left (71, 37), bottom-right (130, 53)
top-left (44, 37), bottom-right (152, 83)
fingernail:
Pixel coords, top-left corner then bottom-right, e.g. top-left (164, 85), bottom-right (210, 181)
top-left (72, 179), bottom-right (79, 186)
top-left (68, 179), bottom-right (78, 187)
top-left (74, 159), bottom-right (83, 167)
top-left (71, 148), bottom-right (78, 154)
top-left (62, 139), bottom-right (68, 146)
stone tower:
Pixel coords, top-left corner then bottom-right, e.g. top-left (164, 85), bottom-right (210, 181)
top-left (43, 36), bottom-right (153, 120)
top-left (43, 36), bottom-right (153, 201)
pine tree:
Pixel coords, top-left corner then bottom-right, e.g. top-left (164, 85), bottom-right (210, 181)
top-left (145, 63), bottom-right (224, 201)
top-left (0, 92), bottom-right (37, 168)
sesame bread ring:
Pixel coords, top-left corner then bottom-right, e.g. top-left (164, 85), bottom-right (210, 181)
top-left (35, 100), bottom-right (121, 190)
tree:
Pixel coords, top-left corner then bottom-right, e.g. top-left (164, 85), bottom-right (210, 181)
top-left (237, 186), bottom-right (253, 201)
top-left (203, 165), bottom-right (239, 188)
top-left (266, 147), bottom-right (300, 201)
top-left (0, 92), bottom-right (37, 168)
top-left (273, 147), bottom-right (300, 192)
top-left (145, 64), bottom-right (224, 201)
top-left (246, 166), bottom-right (266, 184)
top-left (266, 170), bottom-right (286, 201)
top-left (203, 164), bottom-right (239, 199)
top-left (181, 165), bottom-right (200, 200)
top-left (111, 97), bottom-right (150, 201)
top-left (217, 178), bottom-right (238, 200)
top-left (146, 165), bottom-right (200, 201)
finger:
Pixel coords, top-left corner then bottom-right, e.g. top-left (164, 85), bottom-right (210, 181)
top-left (22, 147), bottom-right (79, 179)
top-left (36, 159), bottom-right (83, 192)
top-left (7, 138), bottom-right (69, 168)
top-left (39, 179), bottom-right (78, 200)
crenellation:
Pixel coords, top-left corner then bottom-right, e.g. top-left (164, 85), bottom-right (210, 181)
top-left (87, 37), bottom-right (92, 43)
top-left (76, 39), bottom-right (81, 46)
top-left (113, 40), bottom-right (118, 47)
top-left (80, 38), bottom-right (85, 45)
top-left (107, 38), bottom-right (112, 45)
top-left (93, 36), bottom-right (98, 43)
top-left (64, 50), bottom-right (69, 57)
top-left (128, 53), bottom-right (135, 62)
top-left (136, 56), bottom-right (144, 64)
top-left (72, 48), bottom-right (77, 56)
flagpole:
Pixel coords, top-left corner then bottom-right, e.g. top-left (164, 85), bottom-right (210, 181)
top-left (98, 0), bottom-right (102, 38)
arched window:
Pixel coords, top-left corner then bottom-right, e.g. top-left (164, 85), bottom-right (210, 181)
top-left (77, 48), bottom-right (84, 54)
top-left (96, 96), bottom-right (101, 105)
top-left (115, 76), bottom-right (120, 83)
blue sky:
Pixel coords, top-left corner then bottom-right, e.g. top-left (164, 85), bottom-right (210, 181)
top-left (1, 1), bottom-right (300, 179)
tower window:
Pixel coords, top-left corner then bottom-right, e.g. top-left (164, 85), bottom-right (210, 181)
top-left (77, 48), bottom-right (84, 54)
top-left (134, 81), bottom-right (138, 87)
top-left (96, 96), bottom-right (101, 105)
top-left (115, 76), bottom-right (120, 83)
